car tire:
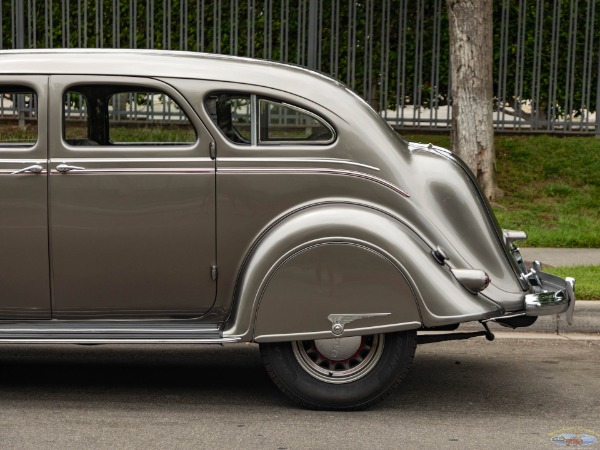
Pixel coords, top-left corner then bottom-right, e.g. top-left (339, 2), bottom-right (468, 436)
top-left (260, 331), bottom-right (417, 410)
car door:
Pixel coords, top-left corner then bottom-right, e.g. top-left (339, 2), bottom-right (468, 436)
top-left (0, 76), bottom-right (51, 319)
top-left (48, 76), bottom-right (216, 319)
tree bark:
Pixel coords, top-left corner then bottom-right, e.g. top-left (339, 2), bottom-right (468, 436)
top-left (447, 0), bottom-right (496, 200)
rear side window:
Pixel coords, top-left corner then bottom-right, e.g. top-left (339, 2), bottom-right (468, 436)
top-left (63, 86), bottom-right (196, 147)
top-left (0, 86), bottom-right (37, 147)
top-left (258, 99), bottom-right (334, 143)
top-left (206, 93), bottom-right (335, 146)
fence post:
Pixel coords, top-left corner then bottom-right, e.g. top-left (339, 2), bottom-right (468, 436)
top-left (15, 0), bottom-right (25, 49)
top-left (307, 0), bottom-right (318, 69)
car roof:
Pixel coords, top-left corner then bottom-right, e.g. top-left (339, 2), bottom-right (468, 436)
top-left (0, 49), bottom-right (345, 95)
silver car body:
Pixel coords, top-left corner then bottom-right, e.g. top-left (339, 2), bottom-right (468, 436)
top-left (0, 49), bottom-right (574, 343)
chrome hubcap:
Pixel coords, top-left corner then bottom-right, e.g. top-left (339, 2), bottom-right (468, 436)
top-left (292, 334), bottom-right (384, 384)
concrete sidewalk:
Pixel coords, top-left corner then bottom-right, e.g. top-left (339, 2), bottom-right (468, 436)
top-left (519, 247), bottom-right (600, 267)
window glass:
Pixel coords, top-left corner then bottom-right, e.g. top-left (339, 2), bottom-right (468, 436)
top-left (63, 86), bottom-right (196, 146)
top-left (259, 99), bottom-right (334, 143)
top-left (64, 92), bottom-right (90, 143)
top-left (206, 94), bottom-right (251, 144)
top-left (108, 91), bottom-right (195, 144)
top-left (0, 87), bottom-right (38, 147)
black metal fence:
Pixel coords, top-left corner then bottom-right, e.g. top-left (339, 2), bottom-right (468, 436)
top-left (1, 0), bottom-right (599, 134)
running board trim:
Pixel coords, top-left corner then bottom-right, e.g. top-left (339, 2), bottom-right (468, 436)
top-left (0, 321), bottom-right (239, 344)
top-left (0, 337), bottom-right (240, 344)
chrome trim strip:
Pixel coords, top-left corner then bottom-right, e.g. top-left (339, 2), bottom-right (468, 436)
top-left (50, 168), bottom-right (214, 174)
top-left (220, 157), bottom-right (380, 171)
top-left (253, 321), bottom-right (422, 343)
top-left (0, 159), bottom-right (45, 164)
top-left (0, 169), bottom-right (47, 174)
top-left (49, 157), bottom-right (214, 163)
top-left (219, 167), bottom-right (410, 197)
top-left (1, 326), bottom-right (217, 333)
top-left (0, 338), bottom-right (240, 344)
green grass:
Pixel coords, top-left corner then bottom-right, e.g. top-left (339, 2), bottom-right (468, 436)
top-left (545, 265), bottom-right (600, 300)
top-left (405, 134), bottom-right (600, 248)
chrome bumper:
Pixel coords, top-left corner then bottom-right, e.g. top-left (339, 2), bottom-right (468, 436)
top-left (525, 271), bottom-right (576, 325)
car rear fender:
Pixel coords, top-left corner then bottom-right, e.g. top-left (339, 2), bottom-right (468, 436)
top-left (222, 204), bottom-right (503, 342)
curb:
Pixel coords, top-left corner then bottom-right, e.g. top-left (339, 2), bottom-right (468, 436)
top-left (460, 301), bottom-right (600, 334)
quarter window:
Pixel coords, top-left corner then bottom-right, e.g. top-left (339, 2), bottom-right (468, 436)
top-left (206, 93), bottom-right (335, 145)
top-left (0, 86), bottom-right (37, 147)
top-left (258, 99), bottom-right (334, 143)
top-left (63, 86), bottom-right (196, 146)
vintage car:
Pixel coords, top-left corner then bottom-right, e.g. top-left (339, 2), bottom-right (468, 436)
top-left (0, 49), bottom-right (575, 410)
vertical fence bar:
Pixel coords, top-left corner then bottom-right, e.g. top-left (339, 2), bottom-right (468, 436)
top-left (362, 0), bottom-right (371, 105)
top-left (29, 0), bottom-right (35, 48)
top-left (413, 0), bottom-right (424, 127)
top-left (547, 0), bottom-right (560, 131)
top-left (380, 0), bottom-right (390, 120)
top-left (531, 0), bottom-right (543, 129)
top-left (317, 0), bottom-right (322, 71)
top-left (565, 0), bottom-right (578, 131)
top-left (396, 0), bottom-right (407, 127)
top-left (580, 0), bottom-right (594, 130)
top-left (16, 0), bottom-right (25, 48)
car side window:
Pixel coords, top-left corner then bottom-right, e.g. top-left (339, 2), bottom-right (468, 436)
top-left (0, 86), bottom-right (38, 148)
top-left (206, 93), bottom-right (335, 146)
top-left (63, 86), bottom-right (196, 146)
top-left (205, 94), bottom-right (251, 145)
top-left (258, 99), bottom-right (334, 143)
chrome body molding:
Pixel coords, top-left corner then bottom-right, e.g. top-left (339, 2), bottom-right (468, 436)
top-left (49, 157), bottom-right (214, 163)
top-left (1, 169), bottom-right (47, 174)
top-left (50, 167), bottom-right (214, 174)
top-left (0, 159), bottom-right (46, 163)
top-left (218, 167), bottom-right (409, 197)
top-left (251, 321), bottom-right (422, 343)
top-left (219, 157), bottom-right (380, 171)
top-left (0, 338), bottom-right (240, 344)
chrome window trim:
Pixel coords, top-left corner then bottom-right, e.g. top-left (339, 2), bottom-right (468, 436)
top-left (250, 94), bottom-right (258, 147)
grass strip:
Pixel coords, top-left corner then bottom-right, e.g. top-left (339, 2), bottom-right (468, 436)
top-left (544, 265), bottom-right (600, 300)
top-left (404, 134), bottom-right (600, 248)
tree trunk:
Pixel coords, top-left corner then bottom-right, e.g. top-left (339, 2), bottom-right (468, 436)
top-left (447, 0), bottom-right (496, 200)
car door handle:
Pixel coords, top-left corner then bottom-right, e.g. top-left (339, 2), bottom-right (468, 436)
top-left (56, 164), bottom-right (86, 173)
top-left (11, 164), bottom-right (44, 175)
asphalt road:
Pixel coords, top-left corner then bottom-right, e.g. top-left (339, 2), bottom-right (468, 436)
top-left (0, 336), bottom-right (599, 450)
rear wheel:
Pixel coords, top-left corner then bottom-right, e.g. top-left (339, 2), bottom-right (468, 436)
top-left (260, 331), bottom-right (417, 410)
